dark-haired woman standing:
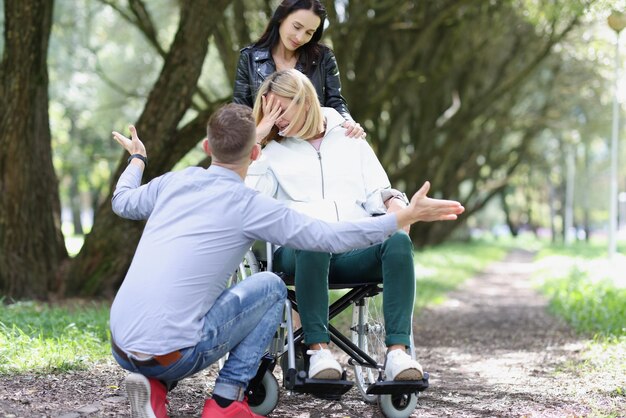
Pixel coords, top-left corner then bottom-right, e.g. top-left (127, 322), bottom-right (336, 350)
top-left (233, 0), bottom-right (365, 138)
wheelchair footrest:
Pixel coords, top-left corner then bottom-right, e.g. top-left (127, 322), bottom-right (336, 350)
top-left (365, 372), bottom-right (429, 395)
top-left (290, 371), bottom-right (354, 400)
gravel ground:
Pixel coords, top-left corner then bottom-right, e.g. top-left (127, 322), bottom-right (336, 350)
top-left (1, 249), bottom-right (624, 417)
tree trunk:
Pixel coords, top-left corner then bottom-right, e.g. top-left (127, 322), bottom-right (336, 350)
top-left (69, 169), bottom-right (84, 236)
top-left (564, 145), bottom-right (575, 245)
top-left (65, 0), bottom-right (232, 296)
top-left (548, 178), bottom-right (558, 244)
top-left (500, 191), bottom-right (520, 237)
top-left (582, 140), bottom-right (590, 242)
top-left (0, 0), bottom-right (68, 299)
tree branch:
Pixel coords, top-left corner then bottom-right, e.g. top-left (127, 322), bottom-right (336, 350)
top-left (128, 0), bottom-right (167, 57)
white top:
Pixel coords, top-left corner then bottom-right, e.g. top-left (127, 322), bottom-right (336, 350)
top-left (247, 107), bottom-right (402, 222)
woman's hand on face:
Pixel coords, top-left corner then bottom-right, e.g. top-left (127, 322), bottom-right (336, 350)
top-left (256, 95), bottom-right (283, 141)
top-left (342, 120), bottom-right (366, 139)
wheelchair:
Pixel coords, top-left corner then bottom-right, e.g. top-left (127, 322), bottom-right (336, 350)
top-left (230, 243), bottom-right (429, 418)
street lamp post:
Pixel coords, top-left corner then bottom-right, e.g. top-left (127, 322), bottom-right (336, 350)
top-left (608, 11), bottom-right (626, 259)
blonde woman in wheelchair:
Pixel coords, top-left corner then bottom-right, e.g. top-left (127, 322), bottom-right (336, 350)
top-left (246, 69), bottom-right (458, 383)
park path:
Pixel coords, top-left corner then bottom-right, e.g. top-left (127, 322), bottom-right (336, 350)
top-left (407, 249), bottom-right (590, 417)
top-left (1, 249), bottom-right (623, 417)
top-left (267, 249), bottom-right (617, 417)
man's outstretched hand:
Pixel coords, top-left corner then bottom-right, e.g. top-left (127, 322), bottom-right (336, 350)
top-left (112, 125), bottom-right (147, 159)
top-left (395, 181), bottom-right (465, 229)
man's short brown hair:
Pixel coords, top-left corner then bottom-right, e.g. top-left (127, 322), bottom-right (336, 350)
top-left (207, 103), bottom-right (256, 164)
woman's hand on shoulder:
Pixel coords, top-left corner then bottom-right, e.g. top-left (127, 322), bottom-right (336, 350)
top-left (342, 120), bottom-right (366, 139)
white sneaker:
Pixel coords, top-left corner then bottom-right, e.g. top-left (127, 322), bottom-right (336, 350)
top-left (306, 348), bottom-right (342, 379)
top-left (384, 349), bottom-right (423, 381)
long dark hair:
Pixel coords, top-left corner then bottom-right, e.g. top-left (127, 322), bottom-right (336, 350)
top-left (253, 0), bottom-right (327, 74)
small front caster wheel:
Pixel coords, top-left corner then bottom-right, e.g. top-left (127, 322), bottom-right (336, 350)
top-left (248, 371), bottom-right (279, 416)
top-left (378, 392), bottom-right (418, 418)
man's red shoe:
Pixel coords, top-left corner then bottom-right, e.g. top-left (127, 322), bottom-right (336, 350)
top-left (124, 373), bottom-right (169, 418)
top-left (201, 398), bottom-right (264, 418)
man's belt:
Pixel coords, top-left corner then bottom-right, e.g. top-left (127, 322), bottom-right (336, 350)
top-left (111, 339), bottom-right (182, 367)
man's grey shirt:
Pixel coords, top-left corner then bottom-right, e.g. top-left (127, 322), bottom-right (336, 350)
top-left (110, 164), bottom-right (398, 355)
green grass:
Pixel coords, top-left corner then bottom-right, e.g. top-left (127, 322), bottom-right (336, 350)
top-left (0, 299), bottom-right (111, 375)
top-left (539, 267), bottom-right (625, 337)
top-left (535, 243), bottom-right (626, 338)
top-left (534, 243), bottom-right (626, 406)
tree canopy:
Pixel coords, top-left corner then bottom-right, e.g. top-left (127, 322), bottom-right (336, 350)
top-left (0, 0), bottom-right (618, 298)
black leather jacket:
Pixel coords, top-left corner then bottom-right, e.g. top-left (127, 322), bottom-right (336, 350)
top-left (233, 44), bottom-right (352, 121)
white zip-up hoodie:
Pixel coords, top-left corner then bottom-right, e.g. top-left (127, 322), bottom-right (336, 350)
top-left (247, 107), bottom-right (402, 222)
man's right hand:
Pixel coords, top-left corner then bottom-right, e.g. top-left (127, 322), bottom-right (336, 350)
top-left (112, 125), bottom-right (147, 160)
top-left (395, 181), bottom-right (465, 229)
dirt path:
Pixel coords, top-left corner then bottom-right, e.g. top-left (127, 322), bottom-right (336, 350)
top-left (1, 249), bottom-right (623, 417)
top-left (411, 249), bottom-right (596, 417)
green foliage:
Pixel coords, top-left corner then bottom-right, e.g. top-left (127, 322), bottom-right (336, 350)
top-left (536, 242), bottom-right (626, 337)
top-left (0, 300), bottom-right (111, 375)
top-left (49, 0), bottom-right (180, 238)
top-left (539, 267), bottom-right (626, 337)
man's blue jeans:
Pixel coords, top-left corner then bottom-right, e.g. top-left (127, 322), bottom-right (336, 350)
top-left (112, 271), bottom-right (286, 401)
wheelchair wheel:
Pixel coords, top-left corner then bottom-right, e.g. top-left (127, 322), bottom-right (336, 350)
top-left (351, 292), bottom-right (386, 404)
top-left (235, 249), bottom-right (260, 281)
top-left (378, 392), bottom-right (418, 418)
top-left (248, 371), bottom-right (279, 416)
top-left (218, 249), bottom-right (261, 369)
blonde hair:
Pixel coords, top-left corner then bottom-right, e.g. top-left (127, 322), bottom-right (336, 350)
top-left (253, 69), bottom-right (324, 145)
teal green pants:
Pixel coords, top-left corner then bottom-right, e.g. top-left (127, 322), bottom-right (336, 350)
top-left (273, 231), bottom-right (415, 347)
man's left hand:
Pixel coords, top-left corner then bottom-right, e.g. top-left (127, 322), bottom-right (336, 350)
top-left (112, 125), bottom-right (147, 158)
